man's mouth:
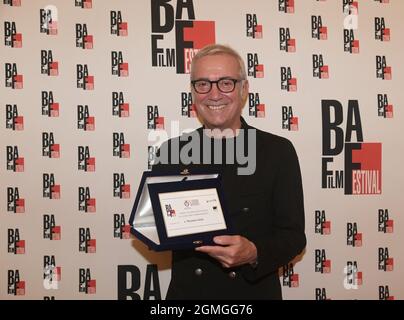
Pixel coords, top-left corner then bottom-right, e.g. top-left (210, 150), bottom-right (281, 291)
top-left (207, 104), bottom-right (226, 111)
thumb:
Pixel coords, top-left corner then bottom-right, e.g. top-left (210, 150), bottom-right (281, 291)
top-left (213, 235), bottom-right (238, 246)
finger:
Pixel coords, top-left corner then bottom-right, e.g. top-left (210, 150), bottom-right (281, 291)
top-left (194, 245), bottom-right (210, 252)
top-left (195, 245), bottom-right (228, 256)
top-left (195, 246), bottom-right (231, 263)
top-left (213, 235), bottom-right (241, 246)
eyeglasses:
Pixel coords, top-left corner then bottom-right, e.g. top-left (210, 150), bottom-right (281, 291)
top-left (191, 78), bottom-right (243, 94)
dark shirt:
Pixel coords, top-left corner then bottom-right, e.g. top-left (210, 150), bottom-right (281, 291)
top-left (153, 118), bottom-right (306, 299)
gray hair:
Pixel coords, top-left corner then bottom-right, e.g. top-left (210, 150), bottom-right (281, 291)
top-left (190, 44), bottom-right (247, 80)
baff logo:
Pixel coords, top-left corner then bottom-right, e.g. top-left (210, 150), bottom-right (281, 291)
top-left (181, 92), bottom-right (196, 118)
top-left (343, 0), bottom-right (358, 14)
top-left (279, 0), bottom-right (295, 13)
top-left (79, 268), bottom-right (96, 294)
top-left (315, 288), bottom-right (328, 300)
top-left (6, 104), bottom-right (24, 130)
top-left (315, 249), bottom-right (331, 273)
top-left (5, 63), bottom-right (23, 89)
top-left (248, 93), bottom-right (265, 118)
top-left (40, 6), bottom-right (58, 35)
top-left (282, 106), bottom-right (298, 131)
top-left (280, 67), bottom-right (297, 91)
top-left (4, 0), bottom-right (21, 6)
top-left (79, 228), bottom-right (96, 253)
top-left (314, 210), bottom-right (331, 235)
top-left (321, 100), bottom-right (382, 195)
top-left (165, 204), bottom-right (176, 217)
top-left (43, 173), bottom-right (61, 199)
top-left (313, 54), bottom-right (329, 79)
top-left (247, 53), bottom-right (264, 78)
top-left (279, 27), bottom-right (295, 52)
top-left (40, 50), bottom-right (58, 76)
top-left (42, 132), bottom-right (60, 158)
top-left (113, 132), bottom-right (130, 158)
top-left (78, 187), bottom-right (96, 213)
top-left (376, 56), bottom-right (392, 80)
top-left (344, 261), bottom-right (363, 289)
top-left (111, 51), bottom-right (129, 77)
top-left (76, 24), bottom-right (93, 49)
top-left (41, 91), bottom-right (59, 117)
top-left (7, 270), bottom-right (25, 296)
top-left (78, 146), bottom-right (95, 172)
top-left (43, 255), bottom-right (61, 290)
top-left (7, 187), bottom-right (25, 213)
top-left (113, 173), bottom-right (130, 199)
top-left (282, 263), bottom-right (299, 288)
top-left (75, 0), bottom-right (92, 9)
top-left (311, 16), bottom-right (327, 40)
top-left (4, 21), bottom-right (22, 48)
top-left (246, 13), bottom-right (263, 39)
top-left (148, 146), bottom-right (158, 170)
top-left (43, 214), bottom-right (61, 240)
top-left (6, 146), bottom-right (24, 172)
top-left (110, 11), bottom-right (128, 36)
top-left (378, 209), bottom-right (393, 233)
top-left (76, 64), bottom-right (94, 90)
top-left (77, 105), bottom-right (95, 130)
top-left (147, 105), bottom-right (165, 129)
top-left (151, 0), bottom-right (215, 74)
top-left (347, 222), bottom-right (362, 247)
top-left (378, 247), bottom-right (394, 271)
top-left (379, 286), bottom-right (394, 300)
top-left (117, 264), bottom-right (162, 300)
top-left (113, 214), bottom-right (131, 239)
top-left (375, 17), bottom-right (390, 41)
top-left (377, 94), bottom-right (393, 118)
top-left (8, 228), bottom-right (25, 254)
top-left (344, 29), bottom-right (360, 54)
top-left (112, 92), bottom-right (130, 117)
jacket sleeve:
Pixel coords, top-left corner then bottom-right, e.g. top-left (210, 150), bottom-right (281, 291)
top-left (241, 139), bottom-right (306, 282)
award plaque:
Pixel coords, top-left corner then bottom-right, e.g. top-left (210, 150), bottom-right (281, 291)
top-left (129, 170), bottom-right (233, 251)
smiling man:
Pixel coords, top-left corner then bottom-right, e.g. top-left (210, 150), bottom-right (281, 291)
top-left (190, 50), bottom-right (248, 133)
top-left (153, 44), bottom-right (306, 300)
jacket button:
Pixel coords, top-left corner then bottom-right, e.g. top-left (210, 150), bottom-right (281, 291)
top-left (194, 268), bottom-right (203, 276)
top-left (228, 271), bottom-right (237, 279)
top-left (241, 207), bottom-right (250, 213)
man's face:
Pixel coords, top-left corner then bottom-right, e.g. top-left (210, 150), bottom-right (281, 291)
top-left (191, 54), bottom-right (248, 132)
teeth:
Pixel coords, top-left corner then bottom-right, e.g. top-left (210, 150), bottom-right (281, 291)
top-left (207, 105), bottom-right (226, 110)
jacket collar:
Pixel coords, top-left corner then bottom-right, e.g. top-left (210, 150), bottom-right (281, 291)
top-left (199, 116), bottom-right (252, 133)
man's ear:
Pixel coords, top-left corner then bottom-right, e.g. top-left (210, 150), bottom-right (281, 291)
top-left (241, 80), bottom-right (249, 106)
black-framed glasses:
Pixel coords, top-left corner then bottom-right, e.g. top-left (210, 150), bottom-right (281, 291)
top-left (191, 78), bottom-right (243, 94)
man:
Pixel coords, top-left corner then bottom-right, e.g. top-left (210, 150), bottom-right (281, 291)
top-left (153, 44), bottom-right (306, 299)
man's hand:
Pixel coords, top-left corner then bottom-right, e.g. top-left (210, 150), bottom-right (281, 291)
top-left (195, 235), bottom-right (257, 268)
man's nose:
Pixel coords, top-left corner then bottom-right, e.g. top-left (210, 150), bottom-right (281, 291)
top-left (208, 82), bottom-right (222, 99)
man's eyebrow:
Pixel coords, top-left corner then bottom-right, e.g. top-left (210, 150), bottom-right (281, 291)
top-left (191, 76), bottom-right (235, 81)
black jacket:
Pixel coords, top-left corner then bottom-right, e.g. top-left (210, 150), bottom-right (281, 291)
top-left (152, 118), bottom-right (306, 299)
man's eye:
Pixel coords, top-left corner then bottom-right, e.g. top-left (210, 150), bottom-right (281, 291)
top-left (221, 80), bottom-right (233, 86)
top-left (197, 81), bottom-right (209, 87)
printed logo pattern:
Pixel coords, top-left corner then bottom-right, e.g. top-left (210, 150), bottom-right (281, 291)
top-left (1, 0), bottom-right (401, 300)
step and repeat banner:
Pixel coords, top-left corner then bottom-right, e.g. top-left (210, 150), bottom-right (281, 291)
top-left (1, 0), bottom-right (402, 300)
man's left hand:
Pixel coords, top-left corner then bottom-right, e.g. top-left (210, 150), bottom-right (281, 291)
top-left (195, 235), bottom-right (257, 268)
